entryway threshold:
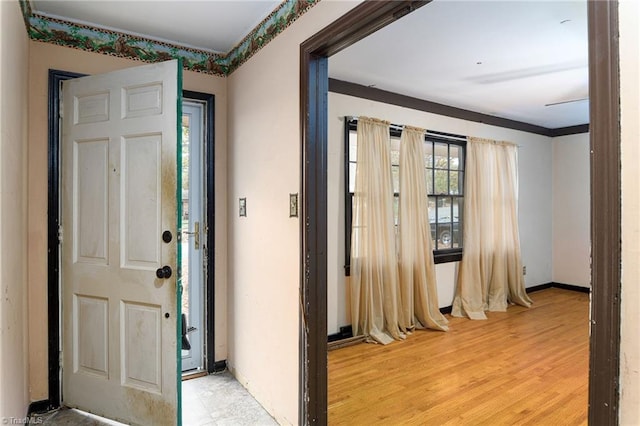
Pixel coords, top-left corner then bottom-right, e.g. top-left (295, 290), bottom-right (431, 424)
top-left (32, 407), bottom-right (125, 425)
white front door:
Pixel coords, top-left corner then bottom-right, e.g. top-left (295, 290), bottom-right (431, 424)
top-left (61, 60), bottom-right (181, 425)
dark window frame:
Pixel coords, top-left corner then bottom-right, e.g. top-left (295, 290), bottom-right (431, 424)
top-left (344, 117), bottom-right (465, 276)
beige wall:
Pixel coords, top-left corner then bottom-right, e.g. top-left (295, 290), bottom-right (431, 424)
top-left (226, 1), bottom-right (360, 423)
top-left (619, 0), bottom-right (640, 423)
top-left (27, 41), bottom-right (228, 401)
top-left (0, 0), bottom-right (30, 419)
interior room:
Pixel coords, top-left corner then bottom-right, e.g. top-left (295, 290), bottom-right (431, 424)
top-left (1, 0), bottom-right (639, 425)
top-left (326, 2), bottom-right (591, 331)
top-left (324, 2), bottom-right (591, 422)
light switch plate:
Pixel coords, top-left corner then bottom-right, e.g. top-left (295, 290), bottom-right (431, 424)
top-left (239, 197), bottom-right (246, 217)
top-left (289, 193), bottom-right (298, 217)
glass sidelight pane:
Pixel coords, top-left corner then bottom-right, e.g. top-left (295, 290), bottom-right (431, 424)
top-left (180, 114), bottom-right (190, 323)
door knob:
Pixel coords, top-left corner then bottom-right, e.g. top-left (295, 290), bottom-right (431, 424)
top-left (156, 265), bottom-right (172, 279)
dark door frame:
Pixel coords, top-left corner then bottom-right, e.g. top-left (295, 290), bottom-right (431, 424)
top-left (45, 70), bottom-right (216, 410)
top-left (300, 1), bottom-right (620, 425)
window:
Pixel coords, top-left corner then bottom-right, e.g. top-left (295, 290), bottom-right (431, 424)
top-left (345, 118), bottom-right (466, 275)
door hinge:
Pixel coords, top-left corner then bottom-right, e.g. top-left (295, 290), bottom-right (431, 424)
top-left (59, 351), bottom-right (63, 368)
top-left (58, 226), bottom-right (64, 244)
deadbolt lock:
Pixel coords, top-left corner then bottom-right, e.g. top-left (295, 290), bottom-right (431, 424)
top-left (182, 221), bottom-right (200, 250)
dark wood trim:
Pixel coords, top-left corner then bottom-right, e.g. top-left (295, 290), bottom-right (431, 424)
top-left (212, 360), bottom-right (227, 373)
top-left (433, 251), bottom-right (462, 264)
top-left (303, 2), bottom-right (431, 59)
top-left (329, 78), bottom-right (551, 136)
top-left (328, 325), bottom-right (353, 343)
top-left (527, 282), bottom-right (591, 294)
top-left (552, 282), bottom-right (591, 294)
top-left (183, 90), bottom-right (217, 374)
top-left (300, 2), bottom-right (431, 424)
top-left (439, 305), bottom-right (452, 315)
top-left (588, 1), bottom-right (621, 424)
top-left (525, 283), bottom-right (554, 293)
top-left (343, 117), bottom-right (352, 278)
top-left (329, 79), bottom-right (591, 138)
top-left (300, 49), bottom-right (329, 426)
top-left (549, 124), bottom-right (590, 137)
top-left (48, 69), bottom-right (85, 409)
top-left (28, 399), bottom-right (53, 415)
top-left (327, 335), bottom-right (366, 351)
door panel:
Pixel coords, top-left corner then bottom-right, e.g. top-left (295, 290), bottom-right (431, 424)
top-left (62, 60), bottom-right (180, 425)
top-left (74, 295), bottom-right (109, 378)
top-left (121, 134), bottom-right (162, 268)
top-left (74, 138), bottom-right (109, 264)
top-left (121, 301), bottom-right (162, 393)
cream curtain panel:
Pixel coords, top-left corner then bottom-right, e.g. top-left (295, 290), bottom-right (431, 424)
top-left (350, 117), bottom-right (404, 344)
top-left (452, 137), bottom-right (532, 319)
top-left (351, 118), bottom-right (447, 344)
top-left (398, 126), bottom-right (448, 332)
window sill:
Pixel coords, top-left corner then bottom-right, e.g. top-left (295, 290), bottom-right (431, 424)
top-left (433, 249), bottom-right (462, 264)
top-left (344, 249), bottom-right (462, 276)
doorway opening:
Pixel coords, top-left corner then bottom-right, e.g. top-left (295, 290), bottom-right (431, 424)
top-left (300, 1), bottom-right (620, 424)
top-left (181, 100), bottom-right (206, 375)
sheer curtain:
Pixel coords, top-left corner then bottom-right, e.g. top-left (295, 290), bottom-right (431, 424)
top-left (452, 137), bottom-right (532, 319)
top-left (351, 119), bottom-right (448, 344)
top-left (350, 117), bottom-right (404, 344)
top-left (398, 126), bottom-right (448, 331)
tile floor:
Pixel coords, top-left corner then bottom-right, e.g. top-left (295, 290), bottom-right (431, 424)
top-left (32, 371), bottom-right (277, 426)
top-left (182, 371), bottom-right (277, 426)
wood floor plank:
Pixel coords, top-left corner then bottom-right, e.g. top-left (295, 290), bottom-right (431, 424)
top-left (328, 288), bottom-right (589, 425)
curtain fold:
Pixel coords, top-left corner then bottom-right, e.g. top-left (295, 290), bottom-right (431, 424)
top-left (350, 117), bottom-right (404, 344)
top-left (452, 137), bottom-right (532, 319)
top-left (398, 126), bottom-right (449, 331)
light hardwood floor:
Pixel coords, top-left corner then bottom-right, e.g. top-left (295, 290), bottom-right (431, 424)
top-left (328, 288), bottom-right (589, 425)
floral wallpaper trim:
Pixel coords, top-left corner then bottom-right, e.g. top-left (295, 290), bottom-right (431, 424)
top-left (224, 0), bottom-right (320, 74)
top-left (28, 14), bottom-right (228, 76)
top-left (18, 0), bottom-right (32, 30)
top-left (22, 0), bottom-right (321, 77)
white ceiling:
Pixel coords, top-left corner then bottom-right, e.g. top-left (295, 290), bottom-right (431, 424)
top-left (30, 0), bottom-right (280, 53)
top-left (29, 0), bottom-right (589, 130)
top-left (330, 0), bottom-right (589, 129)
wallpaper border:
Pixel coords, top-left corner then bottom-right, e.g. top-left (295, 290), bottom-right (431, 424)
top-left (20, 0), bottom-right (320, 77)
